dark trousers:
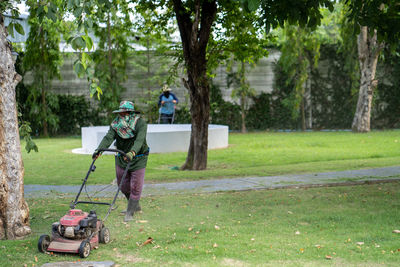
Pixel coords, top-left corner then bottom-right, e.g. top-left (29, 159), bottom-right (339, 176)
top-left (160, 113), bottom-right (173, 124)
top-left (116, 165), bottom-right (145, 200)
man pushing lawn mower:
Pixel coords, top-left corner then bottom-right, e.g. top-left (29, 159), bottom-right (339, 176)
top-left (93, 100), bottom-right (149, 222)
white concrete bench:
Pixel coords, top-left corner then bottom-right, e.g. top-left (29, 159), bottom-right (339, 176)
top-left (72, 124), bottom-right (228, 154)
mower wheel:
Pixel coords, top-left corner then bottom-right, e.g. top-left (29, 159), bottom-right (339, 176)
top-left (78, 240), bottom-right (91, 258)
top-left (38, 234), bottom-right (50, 253)
top-left (99, 227), bottom-right (110, 244)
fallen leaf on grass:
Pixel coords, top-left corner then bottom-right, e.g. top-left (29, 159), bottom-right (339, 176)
top-left (325, 255), bottom-right (332, 260)
top-left (137, 220), bottom-right (148, 223)
top-left (139, 237), bottom-right (154, 247)
top-left (295, 231), bottom-right (300, 235)
top-left (214, 225), bottom-right (220, 230)
top-left (34, 256), bottom-right (38, 262)
top-left (356, 242), bottom-right (364, 245)
top-left (213, 243), bottom-right (218, 248)
top-left (188, 227), bottom-right (193, 231)
top-left (392, 230), bottom-right (400, 234)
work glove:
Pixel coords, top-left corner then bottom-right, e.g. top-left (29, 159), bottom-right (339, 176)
top-left (125, 151), bottom-right (135, 162)
top-left (92, 150), bottom-right (101, 160)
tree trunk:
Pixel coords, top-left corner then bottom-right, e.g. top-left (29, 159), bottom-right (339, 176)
top-left (173, 0), bottom-right (217, 170)
top-left (240, 61), bottom-right (247, 133)
top-left (301, 97), bottom-right (306, 131)
top-left (0, 15), bottom-right (31, 240)
top-left (41, 74), bottom-right (48, 137)
top-left (39, 26), bottom-right (48, 137)
top-left (304, 74), bottom-right (312, 129)
top-left (240, 94), bottom-right (247, 133)
top-left (352, 26), bottom-right (382, 132)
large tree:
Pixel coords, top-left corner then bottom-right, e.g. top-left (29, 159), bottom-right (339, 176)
top-left (171, 0), bottom-right (217, 170)
top-left (0, 2), bottom-right (31, 240)
top-left (140, 0), bottom-right (334, 170)
top-left (346, 0), bottom-right (400, 132)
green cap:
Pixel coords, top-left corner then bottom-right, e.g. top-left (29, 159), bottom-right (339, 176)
top-left (112, 101), bottom-right (135, 113)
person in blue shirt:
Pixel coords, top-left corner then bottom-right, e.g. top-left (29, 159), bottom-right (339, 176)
top-left (158, 85), bottom-right (179, 124)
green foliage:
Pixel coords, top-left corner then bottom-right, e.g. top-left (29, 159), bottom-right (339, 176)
top-left (272, 43), bottom-right (357, 130)
top-left (372, 44), bottom-right (400, 128)
top-left (239, 0), bottom-right (334, 32)
top-left (278, 23), bottom-right (321, 123)
top-left (269, 62), bottom-right (299, 129)
top-left (23, 0), bottom-right (64, 136)
top-left (309, 44), bottom-right (357, 129)
top-left (20, 93), bottom-right (104, 136)
top-left (338, 2), bottom-right (360, 99)
top-left (271, 3), bottom-right (348, 129)
top-left (346, 0), bottom-right (400, 45)
top-left (18, 113), bottom-right (38, 153)
top-left (131, 8), bottom-right (177, 121)
top-left (136, 89), bottom-right (162, 124)
top-left (16, 57), bottom-right (102, 136)
top-left (90, 0), bottom-right (133, 116)
top-left (212, 2), bottom-right (268, 132)
top-left (0, 1), bottom-right (20, 14)
top-left (1, 1), bottom-right (23, 38)
top-left (210, 82), bottom-right (241, 131)
top-left (56, 95), bottom-right (103, 135)
top-left (246, 93), bottom-right (272, 130)
top-left (62, 0), bottom-right (102, 97)
top-left (174, 106), bottom-right (192, 124)
top-left (227, 66), bottom-right (256, 132)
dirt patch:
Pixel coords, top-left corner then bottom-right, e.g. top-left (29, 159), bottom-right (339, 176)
top-left (114, 251), bottom-right (150, 265)
top-left (220, 258), bottom-right (249, 267)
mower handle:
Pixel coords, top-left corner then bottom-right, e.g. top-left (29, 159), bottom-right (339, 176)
top-left (71, 148), bottom-right (133, 210)
top-left (96, 148), bottom-right (129, 158)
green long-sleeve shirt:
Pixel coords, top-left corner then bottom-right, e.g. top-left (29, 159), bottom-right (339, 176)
top-left (96, 117), bottom-right (149, 171)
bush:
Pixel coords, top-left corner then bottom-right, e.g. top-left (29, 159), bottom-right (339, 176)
top-left (246, 93), bottom-right (272, 130)
top-left (56, 95), bottom-right (103, 135)
top-left (210, 82), bottom-right (241, 130)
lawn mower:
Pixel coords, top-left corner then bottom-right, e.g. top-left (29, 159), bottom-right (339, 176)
top-left (38, 148), bottom-right (131, 258)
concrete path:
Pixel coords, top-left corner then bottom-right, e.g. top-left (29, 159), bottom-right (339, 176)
top-left (25, 166), bottom-right (400, 198)
top-left (41, 261), bottom-right (115, 267)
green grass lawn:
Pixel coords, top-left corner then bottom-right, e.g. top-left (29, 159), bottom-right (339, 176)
top-left (2, 183), bottom-right (400, 266)
top-left (22, 131), bottom-right (400, 185)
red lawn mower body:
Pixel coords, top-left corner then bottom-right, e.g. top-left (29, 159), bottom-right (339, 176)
top-left (46, 209), bottom-right (102, 254)
top-left (38, 148), bottom-right (132, 258)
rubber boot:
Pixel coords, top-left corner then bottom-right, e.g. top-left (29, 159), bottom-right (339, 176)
top-left (120, 193), bottom-right (131, 215)
top-left (120, 202), bottom-right (140, 214)
top-left (124, 199), bottom-right (139, 222)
